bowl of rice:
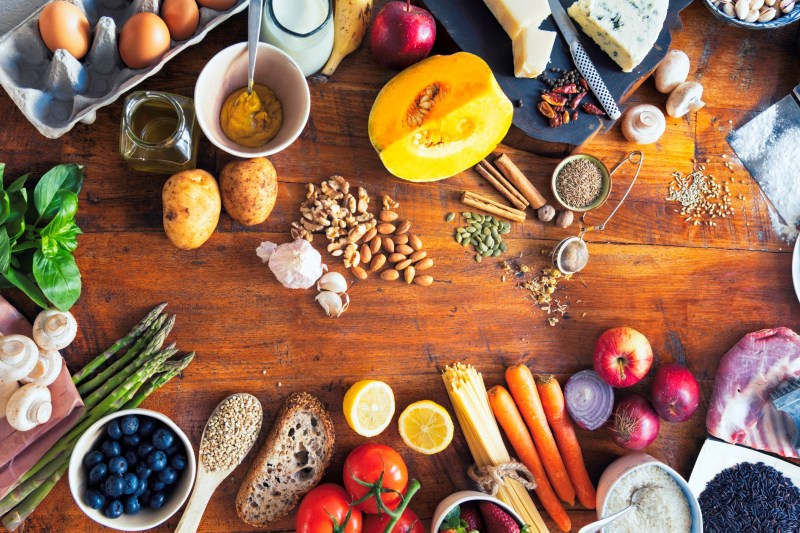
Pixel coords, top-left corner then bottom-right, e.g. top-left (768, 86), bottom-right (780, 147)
top-left (596, 453), bottom-right (702, 533)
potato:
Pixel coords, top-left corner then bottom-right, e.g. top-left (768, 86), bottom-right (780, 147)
top-left (219, 157), bottom-right (278, 226)
top-left (162, 169), bottom-right (221, 250)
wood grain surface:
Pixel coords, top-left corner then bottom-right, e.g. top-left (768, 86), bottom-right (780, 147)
top-left (1, 1), bottom-right (799, 532)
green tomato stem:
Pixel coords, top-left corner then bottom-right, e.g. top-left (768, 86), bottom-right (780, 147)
top-left (382, 479), bottom-right (421, 533)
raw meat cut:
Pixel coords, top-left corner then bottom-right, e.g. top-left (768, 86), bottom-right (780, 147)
top-left (706, 328), bottom-right (800, 458)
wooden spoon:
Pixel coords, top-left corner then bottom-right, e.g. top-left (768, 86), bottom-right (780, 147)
top-left (175, 393), bottom-right (263, 533)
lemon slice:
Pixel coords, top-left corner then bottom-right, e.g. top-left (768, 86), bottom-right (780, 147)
top-left (398, 400), bottom-right (454, 455)
top-left (343, 380), bottom-right (395, 437)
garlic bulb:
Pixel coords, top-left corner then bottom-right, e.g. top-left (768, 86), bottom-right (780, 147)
top-left (6, 383), bottom-right (52, 431)
top-left (317, 272), bottom-right (348, 294)
top-left (622, 105), bottom-right (666, 145)
top-left (0, 335), bottom-right (40, 382)
top-left (316, 291), bottom-right (350, 317)
top-left (0, 380), bottom-right (20, 420)
top-left (258, 239), bottom-right (326, 289)
top-left (21, 350), bottom-right (63, 387)
top-left (33, 309), bottom-right (77, 351)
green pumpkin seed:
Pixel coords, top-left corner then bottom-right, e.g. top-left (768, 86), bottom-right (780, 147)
top-left (478, 243), bottom-right (488, 253)
top-left (445, 212), bottom-right (456, 222)
top-left (481, 227), bottom-right (489, 236)
top-left (470, 238), bottom-right (478, 246)
top-left (493, 249), bottom-right (502, 257)
top-left (499, 242), bottom-right (508, 252)
top-left (462, 239), bottom-right (471, 248)
top-left (466, 226), bottom-right (477, 233)
top-left (475, 254), bottom-right (482, 263)
top-left (482, 249), bottom-right (492, 257)
top-left (463, 212), bottom-right (472, 219)
top-left (491, 228), bottom-right (499, 240)
top-left (486, 236), bottom-right (495, 248)
top-left (455, 233), bottom-right (463, 243)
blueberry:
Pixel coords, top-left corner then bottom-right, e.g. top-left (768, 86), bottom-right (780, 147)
top-left (104, 475), bottom-right (124, 498)
top-left (137, 442), bottom-right (155, 459)
top-left (83, 489), bottom-right (105, 510)
top-left (83, 450), bottom-right (104, 469)
top-left (88, 463), bottom-right (108, 484)
top-left (147, 450), bottom-right (167, 472)
top-left (165, 443), bottom-right (180, 456)
top-left (106, 420), bottom-right (123, 440)
top-left (139, 490), bottom-right (151, 507)
top-left (101, 440), bottom-right (121, 458)
top-left (152, 428), bottom-right (175, 450)
top-left (150, 480), bottom-right (166, 492)
top-left (124, 450), bottom-right (138, 468)
top-left (122, 472), bottom-right (139, 495)
top-left (104, 499), bottom-right (123, 519)
top-left (135, 463), bottom-right (152, 480)
top-left (137, 418), bottom-right (156, 438)
top-left (124, 495), bottom-right (141, 515)
top-left (170, 454), bottom-right (187, 471)
top-left (148, 491), bottom-right (166, 510)
top-left (134, 478), bottom-right (148, 497)
top-left (120, 415), bottom-right (139, 435)
top-left (108, 456), bottom-right (128, 475)
top-left (158, 467), bottom-right (177, 485)
top-left (123, 434), bottom-right (141, 447)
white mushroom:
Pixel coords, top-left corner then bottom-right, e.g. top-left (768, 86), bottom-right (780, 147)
top-left (21, 350), bottom-right (63, 387)
top-left (315, 290), bottom-right (350, 317)
top-left (666, 81), bottom-right (705, 118)
top-left (317, 272), bottom-right (348, 294)
top-left (655, 50), bottom-right (690, 94)
top-left (6, 383), bottom-right (52, 431)
top-left (0, 335), bottom-right (40, 382)
top-left (622, 105), bottom-right (666, 144)
top-left (33, 309), bottom-right (77, 351)
top-left (0, 380), bottom-right (20, 420)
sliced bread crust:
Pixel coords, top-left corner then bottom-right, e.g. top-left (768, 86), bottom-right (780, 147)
top-left (235, 392), bottom-right (335, 527)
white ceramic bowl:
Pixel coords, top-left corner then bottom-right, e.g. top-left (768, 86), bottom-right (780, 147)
top-left (194, 42), bottom-right (310, 158)
top-left (431, 490), bottom-right (525, 533)
top-left (597, 453), bottom-right (703, 533)
top-left (68, 409), bottom-right (196, 531)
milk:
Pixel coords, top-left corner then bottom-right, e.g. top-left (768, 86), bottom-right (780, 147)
top-left (261, 0), bottom-right (334, 77)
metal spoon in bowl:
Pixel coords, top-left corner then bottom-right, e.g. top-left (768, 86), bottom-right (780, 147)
top-left (246, 0), bottom-right (263, 94)
top-left (577, 486), bottom-right (653, 533)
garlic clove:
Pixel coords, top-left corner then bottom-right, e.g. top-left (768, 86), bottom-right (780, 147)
top-left (315, 290), bottom-right (349, 318)
top-left (0, 335), bottom-right (40, 382)
top-left (33, 309), bottom-right (77, 351)
top-left (317, 272), bottom-right (348, 294)
top-left (21, 351), bottom-right (62, 387)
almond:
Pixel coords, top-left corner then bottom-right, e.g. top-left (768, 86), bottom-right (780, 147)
top-left (380, 269), bottom-right (400, 281)
top-left (363, 227), bottom-right (378, 242)
top-left (409, 250), bottom-right (427, 262)
top-left (396, 244), bottom-right (414, 256)
top-left (380, 210), bottom-right (399, 222)
top-left (377, 223), bottom-right (396, 234)
top-left (396, 220), bottom-right (411, 234)
top-left (409, 234), bottom-right (423, 250)
top-left (395, 259), bottom-right (413, 270)
top-left (415, 257), bottom-right (434, 270)
top-left (370, 235), bottom-right (381, 254)
top-left (404, 265), bottom-right (415, 284)
top-left (369, 254), bottom-right (386, 272)
top-left (388, 253), bottom-right (407, 263)
top-left (382, 237), bottom-right (395, 254)
top-left (360, 243), bottom-right (372, 265)
top-left (351, 266), bottom-right (368, 280)
top-left (414, 275), bottom-right (433, 286)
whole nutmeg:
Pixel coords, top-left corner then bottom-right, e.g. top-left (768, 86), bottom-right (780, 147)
top-left (537, 204), bottom-right (556, 222)
top-left (556, 210), bottom-right (574, 228)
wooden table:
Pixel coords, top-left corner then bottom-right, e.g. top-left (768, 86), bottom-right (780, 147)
top-left (1, 2), bottom-right (799, 532)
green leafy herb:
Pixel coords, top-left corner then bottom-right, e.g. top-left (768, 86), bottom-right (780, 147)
top-left (0, 163), bottom-right (83, 311)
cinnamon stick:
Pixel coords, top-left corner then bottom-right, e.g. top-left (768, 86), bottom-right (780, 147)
top-left (493, 153), bottom-right (547, 209)
top-left (475, 161), bottom-right (529, 211)
top-left (461, 191), bottom-right (526, 223)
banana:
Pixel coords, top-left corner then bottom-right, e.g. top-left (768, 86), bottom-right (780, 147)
top-left (320, 0), bottom-right (373, 78)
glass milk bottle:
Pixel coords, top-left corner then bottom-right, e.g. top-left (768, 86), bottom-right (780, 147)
top-left (260, 0), bottom-right (334, 76)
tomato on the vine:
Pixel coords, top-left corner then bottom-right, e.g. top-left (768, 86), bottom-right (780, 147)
top-left (343, 443), bottom-right (409, 514)
top-left (296, 484), bottom-right (362, 533)
top-left (362, 508), bottom-right (425, 533)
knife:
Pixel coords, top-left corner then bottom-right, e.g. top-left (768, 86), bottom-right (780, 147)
top-left (546, 0), bottom-right (621, 120)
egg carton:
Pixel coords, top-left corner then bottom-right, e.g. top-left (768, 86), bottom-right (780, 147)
top-left (0, 0), bottom-right (248, 138)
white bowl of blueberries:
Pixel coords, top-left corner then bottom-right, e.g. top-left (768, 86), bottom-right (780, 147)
top-left (68, 409), bottom-right (196, 531)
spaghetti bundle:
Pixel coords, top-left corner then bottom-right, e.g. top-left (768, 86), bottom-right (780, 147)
top-left (442, 363), bottom-right (549, 532)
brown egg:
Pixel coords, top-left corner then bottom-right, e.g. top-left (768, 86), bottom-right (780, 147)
top-left (161, 0), bottom-right (200, 41)
top-left (119, 12), bottom-right (171, 70)
top-left (38, 1), bottom-right (92, 59)
top-left (196, 0), bottom-right (238, 10)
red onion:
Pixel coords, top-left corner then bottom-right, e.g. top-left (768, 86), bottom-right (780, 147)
top-left (564, 370), bottom-right (614, 430)
top-left (650, 363), bottom-right (700, 422)
top-left (610, 395), bottom-right (660, 450)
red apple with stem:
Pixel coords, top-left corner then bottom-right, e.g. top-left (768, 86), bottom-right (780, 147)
top-left (369, 0), bottom-right (436, 70)
top-left (650, 363), bottom-right (700, 422)
top-left (593, 326), bottom-right (653, 387)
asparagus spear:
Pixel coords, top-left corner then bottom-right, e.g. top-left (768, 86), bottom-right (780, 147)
top-left (2, 462), bottom-right (68, 531)
top-left (0, 454), bottom-right (67, 516)
top-left (71, 302), bottom-right (167, 385)
top-left (123, 353), bottom-right (195, 410)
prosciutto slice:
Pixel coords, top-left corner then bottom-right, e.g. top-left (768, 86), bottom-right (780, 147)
top-left (706, 327), bottom-right (800, 458)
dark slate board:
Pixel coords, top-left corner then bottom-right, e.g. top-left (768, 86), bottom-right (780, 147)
top-left (423, 0), bottom-right (694, 156)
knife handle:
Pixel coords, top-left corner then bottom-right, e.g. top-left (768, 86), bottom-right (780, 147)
top-left (570, 41), bottom-right (621, 120)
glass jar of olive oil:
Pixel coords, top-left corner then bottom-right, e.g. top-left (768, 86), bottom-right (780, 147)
top-left (120, 91), bottom-right (199, 174)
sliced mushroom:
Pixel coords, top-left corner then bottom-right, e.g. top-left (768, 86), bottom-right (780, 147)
top-left (21, 350), bottom-right (63, 387)
top-left (33, 309), bottom-right (77, 351)
top-left (6, 383), bottom-right (52, 431)
top-left (666, 81), bottom-right (705, 118)
top-left (0, 335), bottom-right (40, 382)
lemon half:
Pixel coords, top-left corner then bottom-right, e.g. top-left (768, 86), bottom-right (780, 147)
top-left (343, 380), bottom-right (395, 437)
top-left (398, 400), bottom-right (454, 455)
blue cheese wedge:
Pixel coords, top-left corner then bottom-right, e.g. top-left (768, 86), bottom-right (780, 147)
top-left (567, 0), bottom-right (668, 72)
top-left (513, 26), bottom-right (557, 78)
top-left (483, 0), bottom-right (551, 39)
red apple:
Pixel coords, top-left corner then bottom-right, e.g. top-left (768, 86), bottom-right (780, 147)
top-left (650, 363), bottom-right (700, 422)
top-left (369, 0), bottom-right (436, 70)
top-left (593, 327), bottom-right (653, 388)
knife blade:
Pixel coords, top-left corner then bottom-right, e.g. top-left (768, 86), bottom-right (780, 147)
top-left (546, 0), bottom-right (621, 120)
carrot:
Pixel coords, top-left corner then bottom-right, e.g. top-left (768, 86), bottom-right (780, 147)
top-left (536, 375), bottom-right (597, 510)
top-left (488, 385), bottom-right (572, 532)
top-left (505, 363), bottom-right (576, 505)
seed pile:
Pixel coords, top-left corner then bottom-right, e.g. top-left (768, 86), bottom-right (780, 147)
top-left (556, 159), bottom-right (604, 208)
top-left (200, 394), bottom-right (262, 472)
top-left (502, 259), bottom-right (573, 326)
top-left (452, 212), bottom-right (510, 262)
top-left (698, 461), bottom-right (800, 532)
top-left (666, 170), bottom-right (734, 226)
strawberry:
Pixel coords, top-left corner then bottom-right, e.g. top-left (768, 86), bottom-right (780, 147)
top-left (479, 502), bottom-right (521, 533)
top-left (461, 503), bottom-right (485, 531)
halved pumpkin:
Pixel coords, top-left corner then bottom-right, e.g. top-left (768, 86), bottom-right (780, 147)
top-left (368, 52), bottom-right (514, 182)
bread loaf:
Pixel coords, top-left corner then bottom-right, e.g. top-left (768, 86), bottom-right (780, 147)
top-left (235, 392), bottom-right (335, 527)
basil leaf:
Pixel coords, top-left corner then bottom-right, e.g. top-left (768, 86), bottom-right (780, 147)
top-left (40, 234), bottom-right (58, 259)
top-left (3, 266), bottom-right (50, 309)
top-left (7, 174), bottom-right (28, 193)
top-left (33, 164), bottom-right (83, 221)
top-left (41, 191), bottom-right (78, 237)
top-left (0, 191), bottom-right (10, 227)
top-left (0, 163), bottom-right (4, 182)
top-left (0, 228), bottom-right (10, 274)
top-left (33, 249), bottom-right (81, 311)
top-left (6, 188), bottom-right (27, 242)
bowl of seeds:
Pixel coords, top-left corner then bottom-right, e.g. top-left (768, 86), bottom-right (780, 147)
top-left (552, 154), bottom-right (610, 212)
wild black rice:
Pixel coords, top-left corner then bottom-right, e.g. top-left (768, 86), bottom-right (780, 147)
top-left (698, 461), bottom-right (800, 533)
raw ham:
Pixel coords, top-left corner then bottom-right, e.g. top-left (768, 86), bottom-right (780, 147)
top-left (706, 327), bottom-right (800, 458)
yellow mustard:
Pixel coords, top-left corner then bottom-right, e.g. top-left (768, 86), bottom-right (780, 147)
top-left (219, 83), bottom-right (283, 148)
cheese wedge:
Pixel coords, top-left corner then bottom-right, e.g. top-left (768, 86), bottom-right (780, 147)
top-left (483, 0), bottom-right (551, 39)
top-left (512, 26), bottom-right (557, 78)
top-left (567, 0), bottom-right (668, 72)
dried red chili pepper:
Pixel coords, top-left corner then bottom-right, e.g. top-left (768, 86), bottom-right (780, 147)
top-left (570, 91), bottom-right (587, 109)
top-left (563, 109), bottom-right (571, 124)
top-left (553, 83), bottom-right (579, 95)
top-left (582, 103), bottom-right (606, 116)
top-left (549, 115), bottom-right (563, 128)
top-left (542, 92), bottom-right (569, 106)
top-left (538, 101), bottom-right (556, 118)
top-left (580, 78), bottom-right (589, 91)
